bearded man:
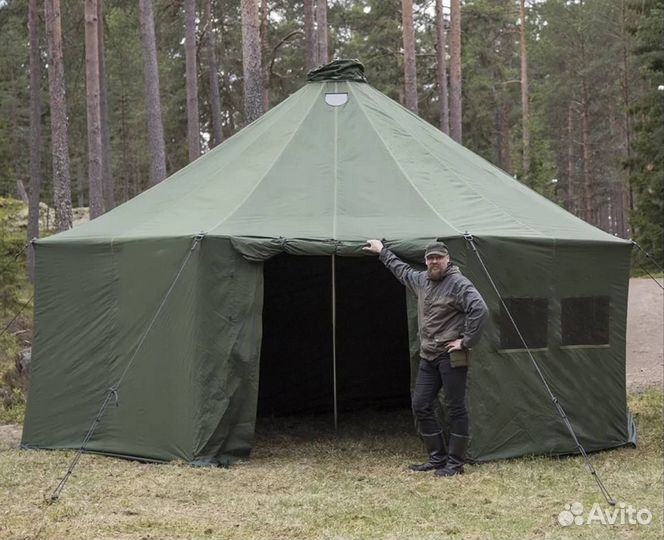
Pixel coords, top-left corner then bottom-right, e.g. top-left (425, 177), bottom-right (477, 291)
top-left (363, 239), bottom-right (488, 476)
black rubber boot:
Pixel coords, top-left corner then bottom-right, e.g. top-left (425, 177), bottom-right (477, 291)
top-left (434, 433), bottom-right (469, 477)
top-left (408, 432), bottom-right (448, 472)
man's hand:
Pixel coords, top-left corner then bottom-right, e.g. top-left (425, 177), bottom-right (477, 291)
top-left (363, 239), bottom-right (384, 255)
top-left (445, 338), bottom-right (464, 352)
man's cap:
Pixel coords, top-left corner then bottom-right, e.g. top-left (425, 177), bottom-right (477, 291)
top-left (425, 241), bottom-right (449, 258)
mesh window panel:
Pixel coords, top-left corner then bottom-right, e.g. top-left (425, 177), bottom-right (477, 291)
top-left (500, 298), bottom-right (548, 349)
top-left (561, 296), bottom-right (610, 346)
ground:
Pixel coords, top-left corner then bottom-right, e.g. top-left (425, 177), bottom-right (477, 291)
top-left (625, 277), bottom-right (664, 390)
top-left (0, 277), bottom-right (662, 450)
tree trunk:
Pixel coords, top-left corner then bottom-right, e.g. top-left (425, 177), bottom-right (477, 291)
top-left (98, 0), bottom-right (114, 210)
top-left (205, 0), bottom-right (223, 147)
top-left (449, 0), bottom-right (462, 143)
top-left (316, 0), bottom-right (328, 65)
top-left (435, 0), bottom-right (449, 133)
top-left (260, 0), bottom-right (270, 112)
top-left (85, 0), bottom-right (104, 219)
top-left (580, 79), bottom-right (593, 225)
top-left (498, 101), bottom-right (513, 174)
top-left (139, 0), bottom-right (167, 185)
top-left (619, 0), bottom-right (633, 233)
top-left (185, 0), bottom-right (200, 161)
top-left (27, 0), bottom-right (42, 281)
top-left (566, 103), bottom-right (576, 215)
top-left (519, 0), bottom-right (530, 183)
top-left (304, 0), bottom-right (317, 71)
top-left (45, 0), bottom-right (73, 231)
top-left (401, 0), bottom-right (418, 114)
top-left (241, 0), bottom-right (264, 125)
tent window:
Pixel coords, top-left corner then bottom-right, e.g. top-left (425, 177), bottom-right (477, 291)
top-left (561, 296), bottom-right (610, 346)
top-left (325, 93), bottom-right (348, 107)
top-left (500, 298), bottom-right (548, 350)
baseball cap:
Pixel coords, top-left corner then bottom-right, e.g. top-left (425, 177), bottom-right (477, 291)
top-left (425, 241), bottom-right (449, 258)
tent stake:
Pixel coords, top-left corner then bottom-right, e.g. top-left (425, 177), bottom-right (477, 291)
top-left (332, 253), bottom-right (338, 432)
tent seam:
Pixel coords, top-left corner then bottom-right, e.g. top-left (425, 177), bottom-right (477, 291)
top-left (333, 82), bottom-right (339, 239)
top-left (350, 84), bottom-right (463, 236)
top-left (365, 86), bottom-right (543, 237)
top-left (207, 85), bottom-right (326, 234)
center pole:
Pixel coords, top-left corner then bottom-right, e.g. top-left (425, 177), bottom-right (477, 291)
top-left (332, 253), bottom-right (338, 432)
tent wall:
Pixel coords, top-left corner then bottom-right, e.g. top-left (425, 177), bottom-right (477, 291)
top-left (22, 237), bottom-right (263, 465)
top-left (191, 238), bottom-right (263, 465)
top-left (400, 237), bottom-right (633, 461)
top-left (23, 237), bottom-right (201, 461)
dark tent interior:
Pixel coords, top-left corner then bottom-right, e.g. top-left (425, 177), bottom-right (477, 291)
top-left (258, 254), bottom-right (412, 417)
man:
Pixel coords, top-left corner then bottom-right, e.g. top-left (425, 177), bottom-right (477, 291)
top-left (363, 239), bottom-right (488, 476)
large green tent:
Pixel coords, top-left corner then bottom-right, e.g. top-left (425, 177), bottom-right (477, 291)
top-left (22, 60), bottom-right (635, 465)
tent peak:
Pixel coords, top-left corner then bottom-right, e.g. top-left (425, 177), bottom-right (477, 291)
top-left (307, 59), bottom-right (367, 83)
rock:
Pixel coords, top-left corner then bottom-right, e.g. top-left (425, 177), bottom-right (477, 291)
top-left (0, 424), bottom-right (23, 450)
top-left (19, 348), bottom-right (31, 375)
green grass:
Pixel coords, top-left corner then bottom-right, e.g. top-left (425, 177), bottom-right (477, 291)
top-left (0, 387), bottom-right (661, 539)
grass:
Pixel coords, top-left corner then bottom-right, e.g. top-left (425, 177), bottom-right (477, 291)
top-left (0, 387), bottom-right (661, 539)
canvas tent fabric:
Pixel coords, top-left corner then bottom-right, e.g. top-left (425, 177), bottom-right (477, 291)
top-left (22, 60), bottom-right (635, 465)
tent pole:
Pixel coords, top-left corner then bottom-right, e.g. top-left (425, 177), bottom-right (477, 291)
top-left (332, 253), bottom-right (338, 432)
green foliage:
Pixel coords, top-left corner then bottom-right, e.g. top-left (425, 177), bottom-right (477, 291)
top-left (0, 0), bottom-right (660, 268)
top-left (0, 197), bottom-right (32, 426)
top-left (626, 0), bottom-right (664, 270)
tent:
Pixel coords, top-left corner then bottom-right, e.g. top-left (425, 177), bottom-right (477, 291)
top-left (22, 60), bottom-right (635, 465)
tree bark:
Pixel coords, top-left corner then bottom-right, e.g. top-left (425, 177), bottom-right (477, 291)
top-left (580, 79), bottom-right (593, 225)
top-left (98, 0), bottom-right (114, 210)
top-left (519, 0), bottom-right (530, 183)
top-left (316, 0), bottom-right (328, 65)
top-left (44, 0), bottom-right (73, 231)
top-left (241, 0), bottom-right (264, 125)
top-left (304, 0), bottom-right (317, 71)
top-left (205, 0), bottom-right (223, 147)
top-left (185, 0), bottom-right (200, 161)
top-left (449, 0), bottom-right (462, 143)
top-left (85, 0), bottom-right (104, 219)
top-left (139, 0), bottom-right (167, 185)
top-left (27, 0), bottom-right (42, 281)
top-left (260, 0), bottom-right (270, 112)
top-left (401, 0), bottom-right (418, 114)
top-left (619, 0), bottom-right (633, 231)
top-left (565, 103), bottom-right (578, 216)
top-left (498, 101), bottom-right (513, 174)
top-left (435, 0), bottom-right (449, 133)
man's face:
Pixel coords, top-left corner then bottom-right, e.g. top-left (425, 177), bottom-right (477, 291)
top-left (425, 254), bottom-right (449, 280)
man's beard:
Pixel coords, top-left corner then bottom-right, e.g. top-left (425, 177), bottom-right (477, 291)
top-left (427, 267), bottom-right (444, 280)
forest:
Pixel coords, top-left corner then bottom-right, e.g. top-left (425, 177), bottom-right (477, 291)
top-left (0, 0), bottom-right (662, 269)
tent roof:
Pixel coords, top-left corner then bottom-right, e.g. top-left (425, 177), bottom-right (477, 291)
top-left (44, 60), bottom-right (624, 245)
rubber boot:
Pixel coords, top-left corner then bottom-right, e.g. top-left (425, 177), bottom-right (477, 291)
top-left (434, 433), bottom-right (469, 477)
top-left (408, 432), bottom-right (447, 472)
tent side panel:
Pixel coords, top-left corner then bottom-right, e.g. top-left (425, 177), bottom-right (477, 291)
top-left (96, 237), bottom-right (200, 461)
top-left (191, 238), bottom-right (264, 464)
top-left (462, 238), bottom-right (632, 461)
top-left (22, 242), bottom-right (117, 449)
top-left (23, 238), bottom-right (202, 462)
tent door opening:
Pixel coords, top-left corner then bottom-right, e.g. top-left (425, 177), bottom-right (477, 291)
top-left (257, 254), bottom-right (411, 418)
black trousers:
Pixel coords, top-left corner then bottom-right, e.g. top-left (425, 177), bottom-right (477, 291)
top-left (412, 353), bottom-right (469, 437)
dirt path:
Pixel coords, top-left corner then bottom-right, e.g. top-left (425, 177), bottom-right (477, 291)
top-left (1, 278), bottom-right (661, 450)
top-left (626, 277), bottom-right (663, 390)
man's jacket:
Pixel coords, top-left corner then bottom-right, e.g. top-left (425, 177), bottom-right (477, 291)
top-left (379, 249), bottom-right (488, 361)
